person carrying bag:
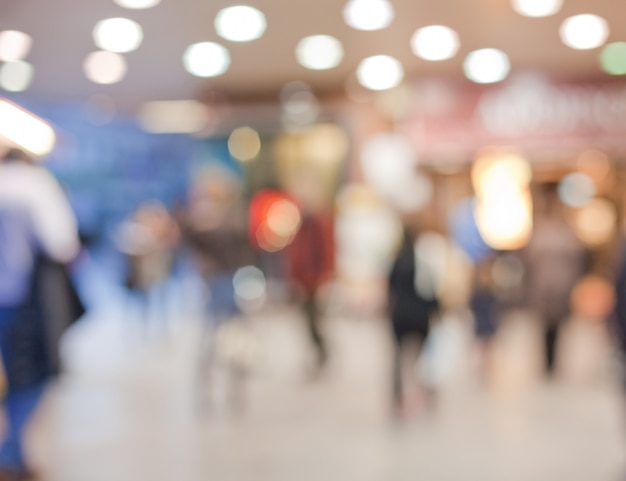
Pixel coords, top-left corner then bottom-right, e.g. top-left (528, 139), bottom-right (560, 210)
top-left (0, 148), bottom-right (82, 480)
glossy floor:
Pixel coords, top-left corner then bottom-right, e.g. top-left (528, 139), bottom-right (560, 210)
top-left (24, 303), bottom-right (626, 481)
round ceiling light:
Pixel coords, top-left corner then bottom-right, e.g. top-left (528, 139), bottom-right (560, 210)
top-left (357, 55), bottom-right (404, 91)
top-left (0, 30), bottom-right (33, 62)
top-left (343, 0), bottom-right (394, 31)
top-left (93, 17), bottom-right (144, 53)
top-left (511, 0), bottom-right (562, 17)
top-left (463, 48), bottom-right (511, 84)
top-left (84, 51), bottom-right (128, 84)
top-left (560, 14), bottom-right (608, 50)
top-left (600, 42), bottom-right (626, 75)
top-left (411, 25), bottom-right (459, 61)
top-left (296, 35), bottom-right (344, 70)
top-left (0, 61), bottom-right (34, 92)
top-left (215, 6), bottom-right (267, 42)
top-left (114, 0), bottom-right (161, 8)
top-left (183, 42), bottom-right (230, 77)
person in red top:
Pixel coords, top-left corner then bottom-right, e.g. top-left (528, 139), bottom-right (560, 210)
top-left (286, 210), bottom-right (334, 372)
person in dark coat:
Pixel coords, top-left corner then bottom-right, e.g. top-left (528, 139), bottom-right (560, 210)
top-left (388, 225), bottom-right (439, 417)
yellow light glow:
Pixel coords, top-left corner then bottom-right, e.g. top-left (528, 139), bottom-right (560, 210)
top-left (267, 199), bottom-right (301, 239)
top-left (300, 124), bottom-right (350, 165)
top-left (574, 198), bottom-right (616, 246)
top-left (228, 126), bottom-right (261, 161)
top-left (472, 151), bottom-right (533, 250)
top-left (475, 190), bottom-right (533, 250)
top-left (471, 151), bottom-right (532, 196)
top-left (0, 99), bottom-right (56, 156)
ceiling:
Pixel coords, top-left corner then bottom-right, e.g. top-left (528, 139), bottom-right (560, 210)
top-left (1, 0), bottom-right (626, 109)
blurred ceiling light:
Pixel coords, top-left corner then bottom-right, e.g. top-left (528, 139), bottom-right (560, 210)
top-left (0, 99), bottom-right (56, 156)
top-left (228, 126), bottom-right (261, 161)
top-left (411, 25), bottom-right (459, 61)
top-left (138, 100), bottom-right (210, 134)
top-left (357, 55), bottom-right (404, 91)
top-left (511, 0), bottom-right (562, 17)
top-left (84, 51), bottom-right (127, 84)
top-left (343, 0), bottom-right (394, 31)
top-left (296, 35), bottom-right (344, 70)
top-left (114, 0), bottom-right (161, 9)
top-left (558, 173), bottom-right (596, 208)
top-left (0, 30), bottom-right (32, 62)
top-left (600, 42), bottom-right (626, 75)
top-left (215, 6), bottom-right (267, 42)
top-left (300, 123), bottom-right (350, 165)
top-left (93, 17), bottom-right (143, 53)
top-left (560, 14), bottom-right (608, 50)
top-left (463, 48), bottom-right (510, 84)
top-left (0, 61), bottom-right (34, 92)
top-left (183, 42), bottom-right (230, 77)
top-left (574, 198), bottom-right (616, 246)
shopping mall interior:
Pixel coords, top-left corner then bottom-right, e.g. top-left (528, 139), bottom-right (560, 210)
top-left (1, 0), bottom-right (626, 480)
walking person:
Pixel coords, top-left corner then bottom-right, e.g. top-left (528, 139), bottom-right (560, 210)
top-left (0, 148), bottom-right (82, 480)
top-left (525, 183), bottom-right (587, 376)
top-left (388, 225), bottom-right (439, 418)
top-left (286, 210), bottom-right (334, 374)
top-left (183, 172), bottom-right (254, 412)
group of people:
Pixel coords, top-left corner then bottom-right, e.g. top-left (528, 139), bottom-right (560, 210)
top-left (5, 145), bottom-right (626, 476)
top-left (118, 171), bottom-right (335, 407)
top-left (386, 182), bottom-right (625, 419)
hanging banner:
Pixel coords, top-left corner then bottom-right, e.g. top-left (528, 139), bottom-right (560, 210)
top-left (401, 77), bottom-right (626, 162)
